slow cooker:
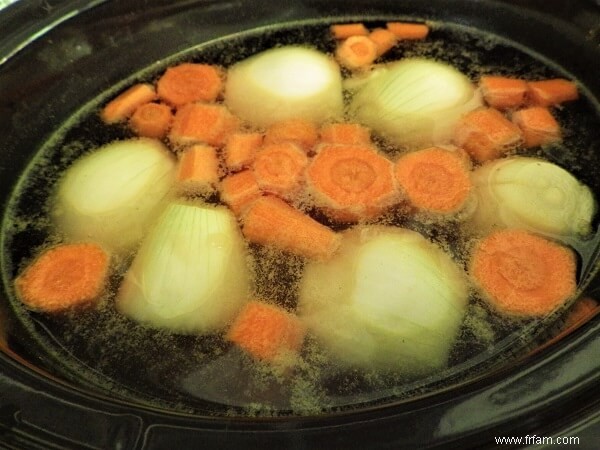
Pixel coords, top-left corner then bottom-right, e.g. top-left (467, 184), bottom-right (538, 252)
top-left (1, 0), bottom-right (599, 448)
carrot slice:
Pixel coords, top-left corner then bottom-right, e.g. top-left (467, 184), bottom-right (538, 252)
top-left (386, 22), bottom-right (429, 40)
top-left (264, 118), bottom-right (319, 153)
top-left (101, 83), bottom-right (157, 124)
top-left (176, 144), bottom-right (221, 195)
top-left (307, 144), bottom-right (397, 222)
top-left (169, 102), bottom-right (239, 148)
top-left (224, 132), bottom-right (263, 172)
top-left (220, 170), bottom-right (262, 215)
top-left (511, 106), bottom-right (561, 148)
top-left (330, 23), bottom-right (369, 40)
top-left (252, 142), bottom-right (309, 199)
top-left (395, 147), bottom-right (472, 214)
top-left (479, 76), bottom-right (528, 110)
top-left (15, 243), bottom-right (109, 312)
top-left (335, 35), bottom-right (378, 70)
top-left (470, 229), bottom-right (577, 317)
top-left (320, 123), bottom-right (372, 146)
top-left (368, 28), bottom-right (398, 57)
top-left (453, 108), bottom-right (522, 162)
top-left (527, 79), bottom-right (579, 107)
top-left (241, 195), bottom-right (341, 260)
top-left (227, 300), bottom-right (307, 362)
top-left (564, 297), bottom-right (599, 328)
top-left (156, 63), bottom-right (223, 107)
top-left (129, 102), bottom-right (173, 139)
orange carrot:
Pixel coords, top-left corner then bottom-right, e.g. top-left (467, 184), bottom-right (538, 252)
top-left (15, 243), bottom-right (109, 313)
top-left (511, 106), bottom-right (561, 148)
top-left (264, 118), bottom-right (319, 153)
top-left (224, 132), bottom-right (263, 172)
top-left (395, 147), bottom-right (472, 214)
top-left (368, 28), bottom-right (398, 57)
top-left (220, 170), bottom-right (262, 215)
top-left (564, 297), bottom-right (599, 328)
top-left (129, 102), bottom-right (173, 139)
top-left (241, 195), bottom-right (341, 260)
top-left (470, 229), bottom-right (577, 317)
top-left (335, 35), bottom-right (378, 70)
top-left (176, 144), bottom-right (221, 195)
top-left (330, 23), bottom-right (369, 40)
top-left (453, 107), bottom-right (522, 162)
top-left (227, 300), bottom-right (307, 362)
top-left (527, 79), bottom-right (579, 107)
top-left (156, 63), bottom-right (223, 107)
top-left (479, 76), bottom-right (528, 110)
top-left (386, 22), bottom-right (429, 40)
top-left (101, 83), bottom-right (157, 124)
top-left (319, 122), bottom-right (371, 146)
top-left (169, 102), bottom-right (239, 148)
top-left (307, 144), bottom-right (397, 222)
top-left (252, 142), bottom-right (309, 199)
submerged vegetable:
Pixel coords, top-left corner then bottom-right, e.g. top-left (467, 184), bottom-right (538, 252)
top-left (470, 156), bottom-right (595, 237)
top-left (53, 138), bottom-right (176, 253)
top-left (116, 202), bottom-right (250, 334)
top-left (298, 226), bottom-right (468, 372)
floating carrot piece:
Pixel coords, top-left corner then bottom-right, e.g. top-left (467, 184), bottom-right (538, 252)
top-left (319, 122), bottom-right (371, 145)
top-left (252, 142), bottom-right (308, 199)
top-left (335, 35), bottom-right (378, 70)
top-left (395, 147), bottom-right (472, 214)
top-left (156, 63), bottom-right (223, 107)
top-left (479, 76), bottom-right (528, 110)
top-left (220, 170), bottom-right (261, 215)
top-left (470, 229), bottom-right (577, 317)
top-left (564, 297), bottom-right (599, 328)
top-left (453, 108), bottom-right (522, 162)
top-left (15, 243), bottom-right (109, 313)
top-left (264, 118), bottom-right (319, 153)
top-left (101, 83), bottom-right (157, 124)
top-left (224, 132), bottom-right (263, 172)
top-left (242, 196), bottom-right (341, 260)
top-left (176, 144), bottom-right (220, 195)
top-left (330, 23), bottom-right (369, 40)
top-left (527, 79), bottom-right (579, 107)
top-left (307, 144), bottom-right (397, 222)
top-left (169, 102), bottom-right (239, 148)
top-left (368, 28), bottom-right (398, 57)
top-left (511, 106), bottom-right (561, 148)
top-left (227, 300), bottom-right (307, 362)
top-left (386, 22), bottom-right (429, 40)
top-left (129, 102), bottom-right (173, 139)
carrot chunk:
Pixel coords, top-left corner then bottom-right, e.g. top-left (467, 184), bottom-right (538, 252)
top-left (470, 229), bottom-right (577, 317)
top-left (156, 63), bottom-right (223, 107)
top-left (241, 196), bottom-right (341, 260)
top-left (564, 297), bottom-right (599, 328)
top-left (330, 23), bottom-right (369, 40)
top-left (129, 102), bottom-right (173, 139)
top-left (511, 106), bottom-right (561, 148)
top-left (395, 147), bottom-right (472, 214)
top-left (101, 83), bottom-right (157, 124)
top-left (252, 142), bottom-right (309, 199)
top-left (15, 243), bottom-right (109, 313)
top-left (386, 22), bottom-right (429, 40)
top-left (176, 144), bottom-right (220, 195)
top-left (227, 300), bottom-right (307, 362)
top-left (335, 36), bottom-right (378, 70)
top-left (264, 118), bottom-right (319, 153)
top-left (307, 144), bottom-right (397, 222)
top-left (479, 76), bottom-right (528, 110)
top-left (224, 132), bottom-right (263, 172)
top-left (527, 79), bottom-right (579, 107)
top-left (320, 123), bottom-right (371, 146)
top-left (368, 28), bottom-right (398, 57)
top-left (169, 102), bottom-right (239, 148)
top-left (220, 170), bottom-right (261, 215)
top-left (453, 108), bottom-right (522, 162)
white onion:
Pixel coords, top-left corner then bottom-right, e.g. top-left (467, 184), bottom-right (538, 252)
top-left (224, 46), bottom-right (344, 127)
top-left (470, 156), bottom-right (596, 237)
top-left (116, 202), bottom-right (250, 334)
top-left (298, 226), bottom-right (468, 372)
top-left (52, 138), bottom-right (176, 253)
top-left (348, 58), bottom-right (482, 147)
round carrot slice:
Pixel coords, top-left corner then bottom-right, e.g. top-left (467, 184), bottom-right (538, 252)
top-left (157, 63), bottom-right (223, 107)
top-left (253, 142), bottom-right (308, 198)
top-left (470, 229), bottom-right (577, 316)
top-left (395, 147), bottom-right (472, 213)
